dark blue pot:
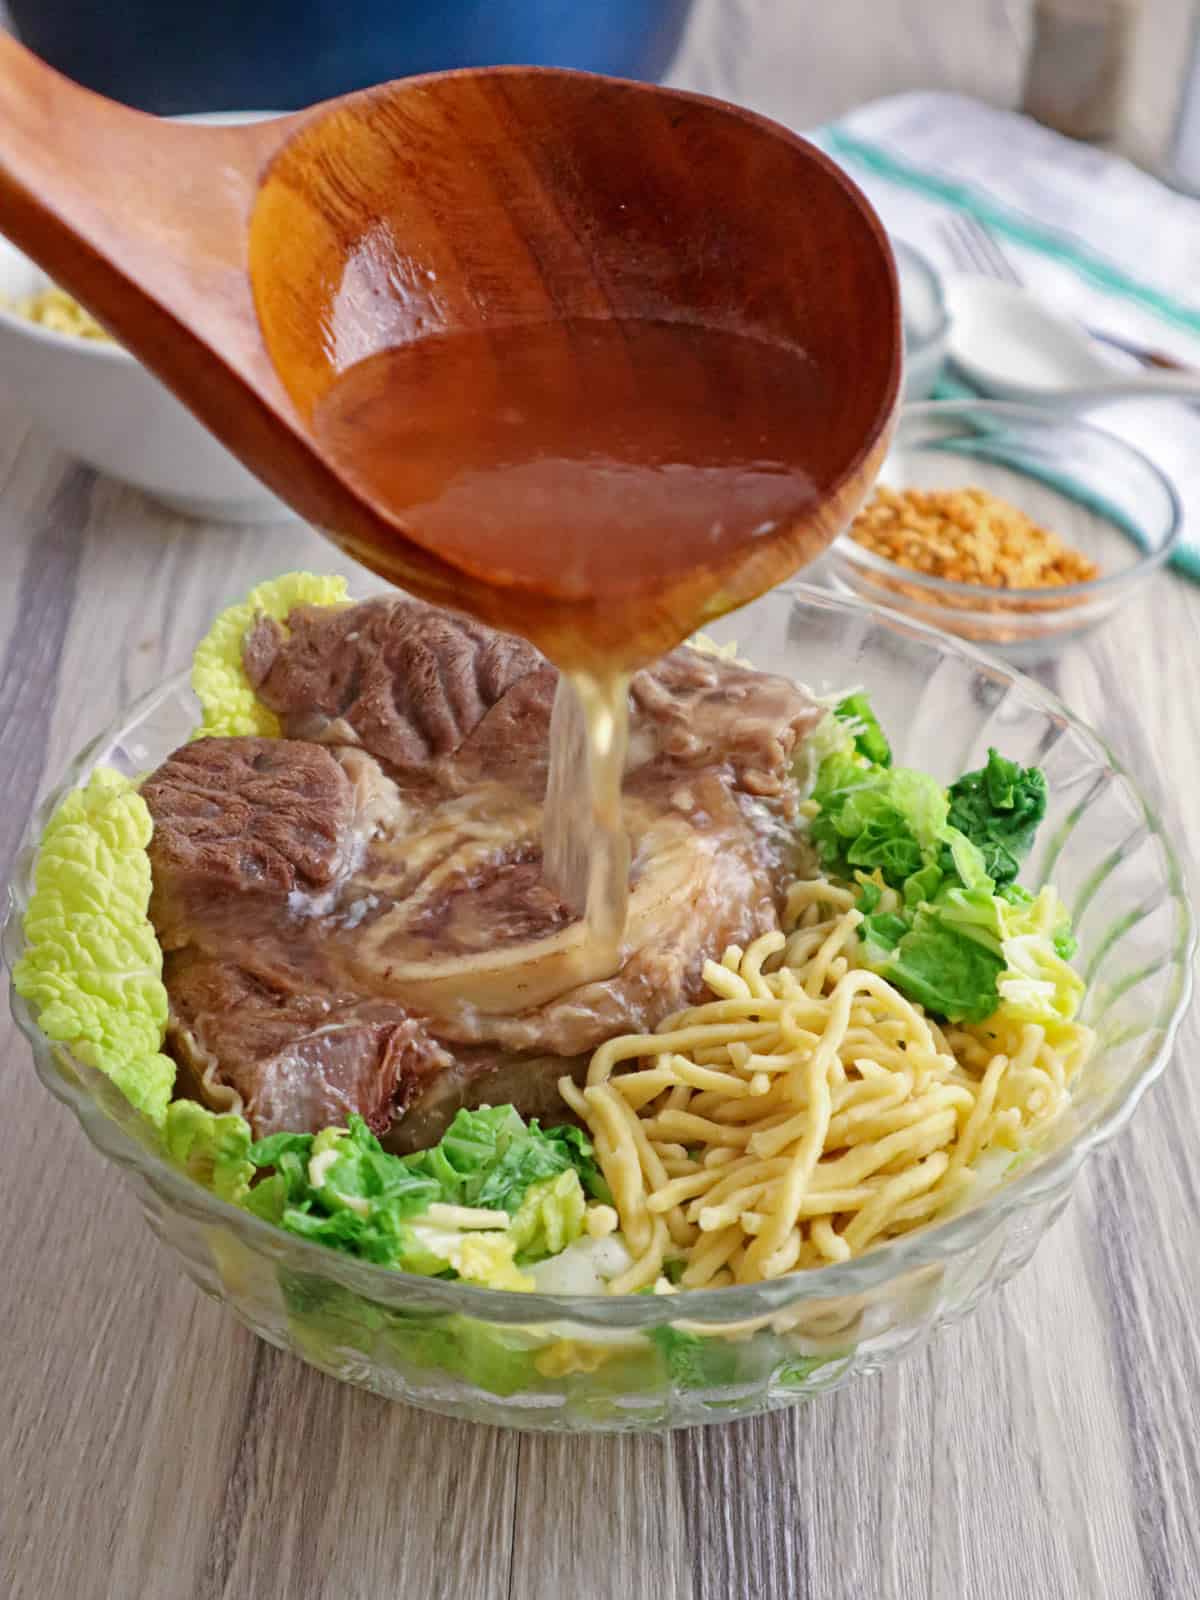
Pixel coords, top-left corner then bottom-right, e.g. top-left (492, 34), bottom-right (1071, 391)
top-left (8, 0), bottom-right (696, 114)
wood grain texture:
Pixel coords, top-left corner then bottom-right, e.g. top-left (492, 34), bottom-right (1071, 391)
top-left (3, 9), bottom-right (1200, 1600)
top-left (249, 66), bottom-right (901, 663)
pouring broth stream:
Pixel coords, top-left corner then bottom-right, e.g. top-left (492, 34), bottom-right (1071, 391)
top-left (313, 316), bottom-right (839, 975)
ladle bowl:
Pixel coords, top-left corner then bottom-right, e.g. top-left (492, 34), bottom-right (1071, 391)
top-left (0, 40), bottom-right (901, 661)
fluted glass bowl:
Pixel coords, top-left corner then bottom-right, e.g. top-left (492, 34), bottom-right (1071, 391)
top-left (5, 586), bottom-right (1193, 1431)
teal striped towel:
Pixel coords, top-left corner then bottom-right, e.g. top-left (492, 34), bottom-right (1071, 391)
top-left (809, 92), bottom-right (1200, 581)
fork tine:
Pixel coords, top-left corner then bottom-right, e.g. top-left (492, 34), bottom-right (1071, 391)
top-left (952, 214), bottom-right (993, 275)
top-left (980, 226), bottom-right (1021, 285)
top-left (956, 214), bottom-right (992, 275)
top-left (961, 214), bottom-right (1022, 285)
top-left (936, 216), bottom-right (959, 267)
top-left (938, 214), bottom-right (980, 272)
top-left (939, 212), bottom-right (1024, 287)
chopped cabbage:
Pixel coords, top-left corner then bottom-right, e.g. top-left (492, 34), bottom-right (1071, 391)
top-left (529, 1234), bottom-right (634, 1297)
top-left (793, 704), bottom-right (858, 799)
top-left (997, 933), bottom-right (1086, 1026)
top-left (508, 1170), bottom-right (587, 1262)
top-left (834, 692), bottom-right (892, 766)
top-left (811, 750), bottom-right (956, 889)
top-left (807, 699), bottom-right (1075, 1027)
top-left (945, 749), bottom-right (1048, 888)
top-left (176, 1110), bottom-right (598, 1288)
top-left (163, 1100), bottom-right (253, 1201)
top-left (399, 1104), bottom-right (606, 1213)
top-left (436, 1230), bottom-right (532, 1291)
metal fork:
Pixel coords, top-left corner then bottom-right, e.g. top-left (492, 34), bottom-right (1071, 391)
top-left (940, 212), bottom-right (1021, 283)
top-left (938, 212), bottom-right (1193, 373)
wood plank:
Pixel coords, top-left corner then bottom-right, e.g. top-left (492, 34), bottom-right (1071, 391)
top-left (508, 1434), bottom-right (693, 1600)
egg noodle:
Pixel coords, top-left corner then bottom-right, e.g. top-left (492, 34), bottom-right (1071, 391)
top-left (560, 877), bottom-right (1093, 1294)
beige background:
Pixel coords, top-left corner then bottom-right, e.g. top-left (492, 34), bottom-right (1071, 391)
top-left (672, 0), bottom-right (1197, 171)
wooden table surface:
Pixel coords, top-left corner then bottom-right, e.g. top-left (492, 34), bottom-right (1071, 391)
top-left (3, 8), bottom-right (1200, 1599)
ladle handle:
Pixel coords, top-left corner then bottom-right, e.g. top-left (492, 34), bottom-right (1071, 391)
top-left (0, 38), bottom-right (290, 388)
top-left (0, 37), bottom-right (318, 483)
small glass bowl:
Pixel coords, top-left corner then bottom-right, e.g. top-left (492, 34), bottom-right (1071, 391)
top-left (894, 239), bottom-right (950, 401)
top-left (825, 401), bottom-right (1182, 664)
top-left (4, 586), bottom-right (1193, 1431)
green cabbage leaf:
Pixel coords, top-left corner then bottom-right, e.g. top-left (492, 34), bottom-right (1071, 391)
top-left (13, 768), bottom-right (175, 1124)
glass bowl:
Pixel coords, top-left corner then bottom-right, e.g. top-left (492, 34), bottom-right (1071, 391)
top-left (894, 239), bottom-right (950, 401)
top-left (4, 586), bottom-right (1192, 1431)
top-left (824, 401), bottom-right (1182, 665)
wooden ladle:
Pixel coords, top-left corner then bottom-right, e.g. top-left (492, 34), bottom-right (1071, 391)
top-left (0, 38), bottom-right (901, 666)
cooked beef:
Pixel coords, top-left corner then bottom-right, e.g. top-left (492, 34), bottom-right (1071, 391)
top-left (142, 737), bottom-right (358, 951)
top-left (630, 647), bottom-right (819, 798)
top-left (406, 847), bottom-right (575, 949)
top-left (145, 595), bottom-right (822, 1143)
top-left (246, 598), bottom-right (815, 801)
top-left (244, 597), bottom-right (543, 781)
top-left (380, 1046), bottom-right (591, 1156)
top-left (163, 945), bottom-right (590, 1145)
top-left (163, 950), bottom-right (453, 1137)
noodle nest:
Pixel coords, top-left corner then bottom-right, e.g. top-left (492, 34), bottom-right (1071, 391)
top-left (561, 877), bottom-right (1092, 1293)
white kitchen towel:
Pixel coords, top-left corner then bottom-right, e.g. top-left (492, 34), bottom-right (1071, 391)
top-left (810, 91), bottom-right (1200, 579)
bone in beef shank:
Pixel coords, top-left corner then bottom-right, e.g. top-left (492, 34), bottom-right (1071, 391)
top-left (142, 596), bottom-right (821, 1143)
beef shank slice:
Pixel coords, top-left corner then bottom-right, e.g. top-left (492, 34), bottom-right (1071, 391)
top-left (144, 595), bottom-right (821, 1143)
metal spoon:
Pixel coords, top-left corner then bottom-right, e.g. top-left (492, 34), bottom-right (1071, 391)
top-left (945, 277), bottom-right (1200, 406)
